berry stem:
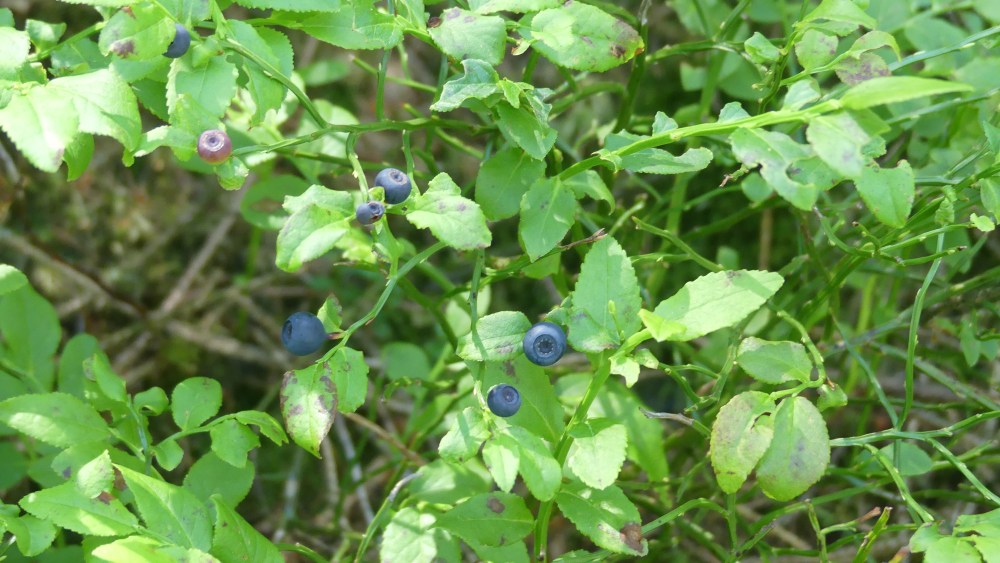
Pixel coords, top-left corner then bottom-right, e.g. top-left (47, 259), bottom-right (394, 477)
top-left (533, 352), bottom-right (611, 562)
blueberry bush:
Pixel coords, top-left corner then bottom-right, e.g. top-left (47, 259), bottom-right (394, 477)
top-left (1, 0), bottom-right (999, 561)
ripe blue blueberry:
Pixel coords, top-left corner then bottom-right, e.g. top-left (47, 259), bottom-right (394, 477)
top-left (164, 23), bottom-right (191, 58)
top-left (281, 312), bottom-right (328, 356)
top-left (522, 321), bottom-right (566, 366)
top-left (355, 201), bottom-right (385, 225)
top-left (374, 168), bottom-right (412, 205)
top-left (487, 384), bottom-right (521, 417)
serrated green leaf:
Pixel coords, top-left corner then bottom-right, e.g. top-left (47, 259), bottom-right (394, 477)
top-left (730, 127), bottom-right (818, 210)
top-left (840, 77), bottom-right (973, 110)
top-left (800, 0), bottom-right (877, 31)
top-left (482, 433), bottom-right (520, 492)
top-left (275, 186), bottom-right (354, 271)
top-left (854, 160), bottom-right (914, 228)
top-left (236, 0), bottom-right (340, 10)
top-left (476, 147), bottom-right (545, 220)
top-left (709, 391), bottom-right (776, 494)
top-left (483, 356), bottom-right (564, 441)
top-left (0, 264), bottom-right (27, 296)
top-left (20, 481), bottom-right (138, 537)
top-left (567, 419), bottom-right (627, 490)
top-left (92, 536), bottom-right (218, 563)
top-left (183, 452), bottom-right (255, 509)
top-left (605, 132), bottom-right (714, 175)
top-left (0, 285), bottom-right (61, 389)
top-left (280, 362), bottom-right (337, 457)
top-left (0, 513), bottom-right (56, 557)
top-left (167, 55), bottom-right (239, 123)
top-left (649, 270), bottom-right (784, 341)
top-left (567, 237), bottom-right (642, 352)
top-left (496, 101), bottom-right (557, 160)
top-left (439, 407), bottom-right (490, 463)
top-left (0, 85), bottom-right (80, 173)
top-left (471, 0), bottom-right (561, 13)
top-left (506, 426), bottom-right (561, 501)
top-left (98, 4), bottom-right (175, 60)
top-left (406, 173), bottom-right (492, 250)
top-left (737, 338), bottom-right (813, 384)
top-left (210, 496), bottom-right (283, 563)
top-left (227, 21), bottom-right (289, 125)
top-left (457, 311), bottom-right (532, 362)
top-left (437, 492), bottom-right (533, 547)
top-left (171, 377), bottom-right (222, 431)
top-left (805, 112), bottom-right (870, 178)
top-left (745, 32), bottom-right (780, 64)
top-left (519, 178), bottom-right (579, 261)
top-left (273, 2), bottom-right (402, 50)
top-left (380, 508), bottom-right (461, 563)
top-left (75, 450), bottom-right (113, 499)
top-left (431, 59), bottom-right (501, 112)
top-left (430, 9), bottom-right (506, 66)
top-left (210, 419), bottom-right (260, 468)
top-left (523, 2), bottom-right (643, 72)
top-left (409, 459), bottom-right (492, 505)
top-left (555, 481), bottom-right (647, 556)
top-left (756, 397), bottom-right (830, 501)
top-left (0, 393), bottom-right (110, 448)
top-left (0, 28), bottom-right (29, 79)
top-left (117, 465), bottom-right (212, 549)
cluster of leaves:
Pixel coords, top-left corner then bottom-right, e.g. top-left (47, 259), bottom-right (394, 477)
top-left (2, 0), bottom-right (1000, 561)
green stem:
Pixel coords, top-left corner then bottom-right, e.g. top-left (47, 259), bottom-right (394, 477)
top-left (224, 38), bottom-right (327, 127)
top-left (898, 234), bottom-right (944, 429)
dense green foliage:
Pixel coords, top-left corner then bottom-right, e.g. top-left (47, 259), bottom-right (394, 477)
top-left (1, 0), bottom-right (999, 561)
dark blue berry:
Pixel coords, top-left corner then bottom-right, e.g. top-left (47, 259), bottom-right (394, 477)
top-left (487, 384), bottom-right (521, 417)
top-left (374, 168), bottom-right (412, 205)
top-left (355, 201), bottom-right (385, 225)
top-left (164, 23), bottom-right (191, 59)
top-left (522, 321), bottom-right (566, 366)
top-left (281, 312), bottom-right (328, 356)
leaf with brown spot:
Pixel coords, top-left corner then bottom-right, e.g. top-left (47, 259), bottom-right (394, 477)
top-left (280, 363), bottom-right (338, 457)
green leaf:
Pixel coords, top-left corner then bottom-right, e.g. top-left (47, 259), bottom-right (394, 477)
top-left (555, 481), bottom-right (647, 556)
top-left (648, 270), bottom-right (784, 341)
top-left (605, 132), bottom-right (715, 174)
top-left (592, 378), bottom-right (668, 482)
top-left (0, 28), bottom-right (29, 79)
top-left (925, 537), bottom-right (982, 563)
top-left (153, 439), bottom-right (184, 471)
top-left (840, 77), bottom-right (973, 110)
top-left (161, 0), bottom-right (211, 23)
top-left (567, 237), bottom-right (642, 352)
top-left (506, 426), bottom-right (561, 501)
top-left (167, 55), bottom-right (239, 123)
top-left (236, 0), bottom-right (341, 11)
top-left (171, 377), bottom-right (222, 431)
top-left (91, 536), bottom-right (218, 563)
top-left (83, 353), bottom-right (127, 404)
top-left (730, 127), bottom-right (818, 211)
top-left (20, 481), bottom-right (138, 536)
top-left (275, 186), bottom-right (354, 271)
top-left (0, 264), bottom-right (27, 296)
top-left (0, 84), bottom-right (80, 173)
top-left (736, 338), bottom-right (813, 384)
top-left (795, 30), bottom-right (838, 71)
top-left (835, 52), bottom-right (890, 86)
top-left (482, 356), bottom-right (565, 442)
top-left (280, 363), bottom-right (337, 457)
top-left (0, 285), bottom-right (61, 389)
top-left (0, 442), bottom-right (28, 490)
top-left (854, 160), bottom-right (915, 228)
top-left (437, 492), bottom-right (534, 547)
top-left (227, 21), bottom-right (291, 125)
top-left (860, 443), bottom-right (933, 477)
top-left (471, 0), bottom-right (561, 13)
top-left (210, 496), bottom-right (283, 563)
top-left (0, 393), bottom-right (110, 448)
top-left (800, 0), bottom-right (877, 31)
top-left (75, 450), bottom-right (113, 499)
top-left (745, 32), bottom-right (780, 64)
top-left (805, 112), bottom-right (871, 178)
top-left (210, 419), bottom-right (260, 468)
top-left (329, 346), bottom-right (368, 414)
top-left (709, 391), bottom-right (776, 494)
top-left (466, 540), bottom-right (530, 563)
top-left (49, 69), bottom-right (142, 152)
top-left (482, 433), bottom-right (520, 492)
top-left (518, 178), bottom-right (579, 261)
top-left (232, 411), bottom-right (287, 445)
top-left (496, 101), bottom-right (557, 161)
top-left (522, 2), bottom-right (643, 72)
top-left (117, 465), bottom-right (212, 550)
top-left (380, 507), bottom-right (461, 563)
top-left (406, 173), bottom-right (492, 250)
top-left (564, 170), bottom-right (614, 207)
top-left (476, 147), bottom-right (545, 220)
top-left (183, 452), bottom-right (255, 509)
top-left (439, 407), bottom-right (490, 463)
top-left (98, 4), bottom-right (175, 60)
top-left (0, 513), bottom-right (56, 557)
top-left (637, 309), bottom-right (685, 342)
top-left (273, 2), bottom-right (402, 50)
top-left (457, 311), bottom-right (531, 362)
top-left (430, 9), bottom-right (506, 66)
top-left (431, 59), bottom-right (501, 113)
top-left (756, 396), bottom-right (830, 501)
top-left (567, 419), bottom-right (627, 490)
top-left (409, 459), bottom-right (492, 505)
